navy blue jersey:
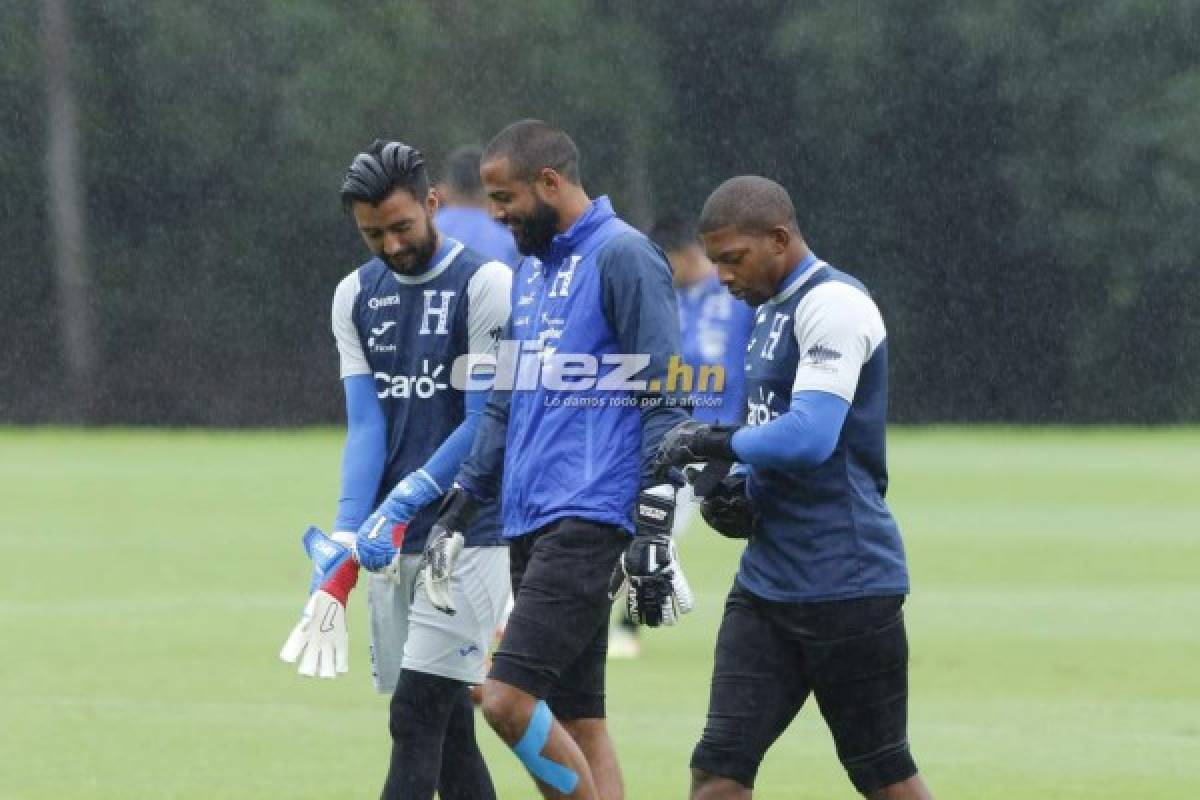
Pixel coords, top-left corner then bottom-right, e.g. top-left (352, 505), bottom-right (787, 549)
top-left (333, 239), bottom-right (507, 552)
top-left (739, 255), bottom-right (909, 602)
top-left (677, 275), bottom-right (755, 424)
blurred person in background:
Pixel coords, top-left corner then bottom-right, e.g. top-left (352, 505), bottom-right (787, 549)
top-left (436, 144), bottom-right (521, 268)
top-left (652, 212), bottom-right (754, 429)
top-left (279, 139), bottom-right (512, 800)
top-left (608, 213), bottom-right (755, 660)
top-left (657, 176), bottom-right (933, 800)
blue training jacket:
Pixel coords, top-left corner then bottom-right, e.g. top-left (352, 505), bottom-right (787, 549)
top-left (458, 197), bottom-right (686, 538)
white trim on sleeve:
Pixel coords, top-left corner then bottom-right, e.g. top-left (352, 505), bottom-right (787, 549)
top-left (790, 281), bottom-right (887, 402)
top-left (332, 271), bottom-right (370, 379)
top-left (465, 260), bottom-right (512, 358)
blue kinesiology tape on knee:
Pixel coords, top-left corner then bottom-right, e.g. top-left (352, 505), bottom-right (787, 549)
top-left (513, 700), bottom-right (579, 794)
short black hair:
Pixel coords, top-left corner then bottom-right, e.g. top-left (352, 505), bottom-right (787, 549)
top-left (482, 119), bottom-right (581, 184)
top-left (648, 213), bottom-right (698, 254)
top-left (340, 139), bottom-right (428, 211)
top-left (441, 145), bottom-right (483, 196)
top-left (698, 175), bottom-right (799, 235)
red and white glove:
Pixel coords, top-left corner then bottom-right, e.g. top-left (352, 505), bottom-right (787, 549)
top-left (280, 528), bottom-right (359, 678)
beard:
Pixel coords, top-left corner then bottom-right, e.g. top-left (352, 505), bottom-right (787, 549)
top-left (382, 220), bottom-right (438, 276)
top-left (510, 198), bottom-right (560, 257)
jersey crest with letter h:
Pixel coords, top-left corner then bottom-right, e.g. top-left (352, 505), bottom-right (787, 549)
top-left (745, 259), bottom-right (836, 426)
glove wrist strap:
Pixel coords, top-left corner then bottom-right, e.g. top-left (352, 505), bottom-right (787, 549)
top-left (321, 558), bottom-right (359, 605)
top-left (636, 487), bottom-right (675, 537)
top-left (440, 485), bottom-right (480, 531)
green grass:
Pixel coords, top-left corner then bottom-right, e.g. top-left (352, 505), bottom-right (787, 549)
top-left (2, 427), bottom-right (1198, 798)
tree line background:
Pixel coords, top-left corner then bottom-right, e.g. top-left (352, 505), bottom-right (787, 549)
top-left (2, 0), bottom-right (1197, 425)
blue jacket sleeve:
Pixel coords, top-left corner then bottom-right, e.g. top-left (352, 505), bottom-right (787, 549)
top-left (333, 374), bottom-right (387, 531)
top-left (455, 386), bottom-right (510, 503)
top-left (455, 313), bottom-right (513, 503)
top-left (600, 233), bottom-right (691, 487)
top-left (731, 390), bottom-right (850, 470)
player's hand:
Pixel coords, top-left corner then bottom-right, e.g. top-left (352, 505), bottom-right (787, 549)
top-left (610, 485), bottom-right (695, 627)
top-left (654, 420), bottom-right (739, 474)
top-left (355, 469), bottom-right (440, 576)
top-left (280, 527), bottom-right (357, 678)
top-left (698, 472), bottom-right (756, 539)
top-left (421, 487), bottom-right (478, 616)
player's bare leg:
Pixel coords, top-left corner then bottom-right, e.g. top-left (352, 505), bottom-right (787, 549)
top-left (562, 717), bottom-right (624, 800)
top-left (867, 775), bottom-right (933, 800)
top-left (482, 678), bottom-right (597, 799)
top-left (689, 768), bottom-right (750, 799)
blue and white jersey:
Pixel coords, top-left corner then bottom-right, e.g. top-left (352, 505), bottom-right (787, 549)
top-left (739, 254), bottom-right (909, 602)
top-left (677, 275), bottom-right (755, 424)
top-left (332, 238), bottom-right (510, 552)
top-left (458, 197), bottom-right (687, 538)
top-left (435, 206), bottom-right (520, 268)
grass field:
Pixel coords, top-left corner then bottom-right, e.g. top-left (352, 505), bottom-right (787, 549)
top-left (2, 427), bottom-right (1198, 799)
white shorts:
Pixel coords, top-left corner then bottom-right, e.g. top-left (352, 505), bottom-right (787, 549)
top-left (367, 545), bottom-right (510, 694)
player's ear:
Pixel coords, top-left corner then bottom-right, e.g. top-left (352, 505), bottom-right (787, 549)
top-left (425, 188), bottom-right (440, 216)
top-left (535, 166), bottom-right (560, 200)
top-left (769, 225), bottom-right (790, 254)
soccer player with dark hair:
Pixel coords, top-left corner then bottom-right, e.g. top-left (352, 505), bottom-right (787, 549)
top-left (657, 176), bottom-right (934, 799)
top-left (424, 119), bottom-right (693, 800)
top-left (435, 145), bottom-right (520, 267)
top-left (279, 139), bottom-right (513, 800)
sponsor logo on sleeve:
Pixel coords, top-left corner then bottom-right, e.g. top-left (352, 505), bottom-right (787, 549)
top-left (801, 343), bottom-right (843, 371)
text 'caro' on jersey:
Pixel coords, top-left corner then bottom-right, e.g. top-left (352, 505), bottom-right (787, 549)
top-left (346, 239), bottom-right (504, 552)
top-left (739, 254), bottom-right (910, 603)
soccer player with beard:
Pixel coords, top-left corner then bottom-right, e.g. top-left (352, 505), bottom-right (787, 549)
top-left (422, 120), bottom-right (694, 800)
top-left (279, 139), bottom-right (513, 800)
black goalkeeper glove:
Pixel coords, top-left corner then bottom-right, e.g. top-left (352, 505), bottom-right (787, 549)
top-left (698, 472), bottom-right (757, 539)
top-left (609, 485), bottom-right (695, 627)
top-left (654, 420), bottom-right (739, 475)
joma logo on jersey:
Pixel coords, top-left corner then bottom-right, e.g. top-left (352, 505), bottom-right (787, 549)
top-left (419, 290), bottom-right (455, 336)
top-left (368, 321), bottom-right (397, 352)
top-left (375, 360), bottom-right (449, 400)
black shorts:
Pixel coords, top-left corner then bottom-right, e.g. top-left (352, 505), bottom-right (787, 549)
top-left (488, 517), bottom-right (628, 720)
top-left (690, 584), bottom-right (916, 794)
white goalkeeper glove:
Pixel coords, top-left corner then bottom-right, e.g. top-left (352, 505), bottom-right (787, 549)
top-left (421, 487), bottom-right (478, 615)
top-left (280, 528), bottom-right (357, 678)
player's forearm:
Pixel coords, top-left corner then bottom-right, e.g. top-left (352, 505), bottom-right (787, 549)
top-left (454, 387), bottom-right (511, 503)
top-left (334, 375), bottom-right (387, 531)
top-left (731, 390), bottom-right (849, 471)
top-left (641, 402), bottom-right (689, 486)
top-left (417, 389), bottom-right (490, 492)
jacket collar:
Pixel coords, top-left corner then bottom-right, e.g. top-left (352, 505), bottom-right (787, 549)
top-left (539, 196), bottom-right (615, 263)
